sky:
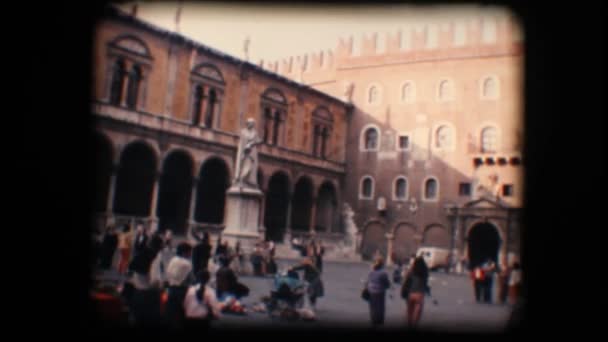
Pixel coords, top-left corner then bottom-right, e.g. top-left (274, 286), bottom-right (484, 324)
top-left (117, 2), bottom-right (514, 63)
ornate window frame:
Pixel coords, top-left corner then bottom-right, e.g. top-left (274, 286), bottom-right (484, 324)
top-left (260, 88), bottom-right (288, 146)
top-left (359, 175), bottom-right (375, 200)
top-left (431, 121), bottom-right (457, 152)
top-left (480, 75), bottom-right (500, 100)
top-left (393, 176), bottom-right (409, 201)
top-left (311, 106), bottom-right (334, 159)
top-left (478, 122), bottom-right (501, 154)
top-left (366, 82), bottom-right (383, 107)
top-left (436, 78), bottom-right (455, 102)
top-left (104, 34), bottom-right (154, 111)
top-left (188, 63), bottom-right (226, 129)
top-left (422, 176), bottom-right (440, 202)
top-left (400, 81), bottom-right (416, 103)
top-left (359, 124), bottom-right (382, 152)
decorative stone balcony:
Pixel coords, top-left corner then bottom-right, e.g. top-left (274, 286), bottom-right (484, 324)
top-left (93, 101), bottom-right (346, 174)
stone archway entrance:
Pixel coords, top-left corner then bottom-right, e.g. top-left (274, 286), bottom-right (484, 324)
top-left (315, 181), bottom-right (337, 232)
top-left (195, 158), bottom-right (229, 224)
top-left (393, 223), bottom-right (417, 263)
top-left (467, 222), bottom-right (501, 269)
top-left (291, 177), bottom-right (314, 232)
top-left (113, 142), bottom-right (157, 217)
top-left (361, 221), bottom-right (386, 261)
top-left (157, 151), bottom-right (194, 234)
top-left (264, 172), bottom-right (290, 242)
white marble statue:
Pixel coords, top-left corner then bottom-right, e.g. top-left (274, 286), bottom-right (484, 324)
top-left (342, 203), bottom-right (358, 248)
top-left (233, 118), bottom-right (263, 188)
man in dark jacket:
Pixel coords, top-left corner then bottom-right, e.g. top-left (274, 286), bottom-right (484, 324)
top-left (216, 256), bottom-right (249, 300)
top-left (192, 232), bottom-right (212, 274)
top-left (133, 223), bottom-right (148, 257)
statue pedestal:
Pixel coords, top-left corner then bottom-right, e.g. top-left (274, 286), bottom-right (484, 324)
top-left (222, 185), bottom-right (263, 253)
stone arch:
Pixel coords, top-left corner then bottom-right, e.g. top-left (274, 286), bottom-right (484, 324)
top-left (113, 140), bottom-right (158, 217)
top-left (109, 34), bottom-right (152, 57)
top-left (315, 181), bottom-right (338, 232)
top-left (466, 220), bottom-right (504, 269)
top-left (194, 157), bottom-right (230, 224)
top-left (422, 224), bottom-right (450, 249)
top-left (157, 150), bottom-right (195, 234)
top-left (361, 219), bottom-right (387, 261)
top-left (291, 175), bottom-right (314, 232)
top-left (191, 63), bottom-right (226, 84)
top-left (264, 171), bottom-right (291, 242)
top-left (392, 222), bottom-right (417, 263)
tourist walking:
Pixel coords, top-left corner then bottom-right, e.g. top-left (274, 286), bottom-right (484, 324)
top-left (365, 256), bottom-right (391, 327)
top-left (403, 256), bottom-right (430, 328)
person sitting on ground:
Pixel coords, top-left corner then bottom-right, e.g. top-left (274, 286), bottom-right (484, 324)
top-left (183, 269), bottom-right (230, 329)
top-left (215, 255), bottom-right (249, 314)
top-left (164, 242), bottom-right (195, 329)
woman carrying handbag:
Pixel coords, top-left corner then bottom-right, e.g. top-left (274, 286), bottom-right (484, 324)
top-left (365, 256), bottom-right (391, 327)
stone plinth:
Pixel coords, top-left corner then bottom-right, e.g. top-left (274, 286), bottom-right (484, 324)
top-left (222, 185), bottom-right (263, 253)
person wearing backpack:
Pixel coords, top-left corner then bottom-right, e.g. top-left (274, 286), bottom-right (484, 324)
top-left (472, 263), bottom-right (486, 303)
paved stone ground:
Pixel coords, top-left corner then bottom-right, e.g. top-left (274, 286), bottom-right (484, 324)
top-left (95, 258), bottom-right (513, 332)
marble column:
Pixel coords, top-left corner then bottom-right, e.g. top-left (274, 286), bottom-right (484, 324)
top-left (106, 163), bottom-right (118, 216)
top-left (148, 170), bottom-right (161, 231)
top-left (283, 193), bottom-right (293, 244)
top-left (187, 177), bottom-right (199, 237)
top-left (309, 195), bottom-right (318, 234)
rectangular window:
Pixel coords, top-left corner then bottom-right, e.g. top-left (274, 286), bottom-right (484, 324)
top-left (459, 183), bottom-right (471, 196)
top-left (502, 184), bottom-right (514, 197)
top-left (398, 135), bottom-right (410, 150)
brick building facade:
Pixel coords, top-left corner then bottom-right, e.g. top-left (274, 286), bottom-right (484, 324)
top-left (93, 6), bottom-right (523, 267)
top-left (268, 14), bottom-right (524, 267)
top-left (93, 7), bottom-right (352, 250)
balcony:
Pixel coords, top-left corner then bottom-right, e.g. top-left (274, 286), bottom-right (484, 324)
top-left (92, 101), bottom-right (345, 174)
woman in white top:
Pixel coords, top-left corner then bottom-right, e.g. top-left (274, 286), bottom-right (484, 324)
top-left (183, 270), bottom-right (232, 328)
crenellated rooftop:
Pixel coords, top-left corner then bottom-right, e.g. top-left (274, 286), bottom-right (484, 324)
top-left (269, 15), bottom-right (522, 79)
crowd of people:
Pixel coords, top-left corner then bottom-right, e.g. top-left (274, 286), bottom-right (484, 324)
top-left (93, 223), bottom-right (521, 329)
top-left (93, 224), bottom-right (331, 327)
top-left (362, 252), bottom-right (522, 329)
top-left (93, 223), bottom-right (255, 328)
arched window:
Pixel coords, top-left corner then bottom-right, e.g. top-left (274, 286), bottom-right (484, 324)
top-left (106, 35), bottom-right (152, 109)
top-left (481, 126), bottom-right (498, 153)
top-left (360, 177), bottom-right (374, 199)
top-left (190, 64), bottom-right (225, 129)
top-left (312, 107), bottom-right (333, 159)
top-left (401, 82), bottom-right (414, 102)
top-left (205, 88), bottom-right (217, 128)
top-left (191, 84), bottom-right (204, 125)
top-left (109, 58), bottom-right (126, 106)
top-left (482, 77), bottom-right (499, 99)
top-left (126, 64), bottom-right (142, 109)
top-left (394, 177), bottom-right (408, 200)
top-left (439, 80), bottom-right (452, 101)
top-left (368, 86), bottom-right (379, 104)
top-left (260, 88), bottom-right (287, 146)
top-left (424, 178), bottom-right (438, 200)
top-left (365, 128), bottom-right (379, 150)
top-left (435, 125), bottom-right (453, 149)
